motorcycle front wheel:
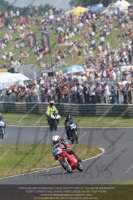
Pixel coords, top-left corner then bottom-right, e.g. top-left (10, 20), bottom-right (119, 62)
top-left (71, 130), bottom-right (78, 144)
top-left (74, 131), bottom-right (78, 144)
top-left (59, 158), bottom-right (72, 173)
top-left (49, 119), bottom-right (53, 131)
top-left (54, 120), bottom-right (57, 131)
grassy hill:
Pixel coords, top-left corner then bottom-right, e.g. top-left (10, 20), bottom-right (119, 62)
top-left (0, 15), bottom-right (130, 73)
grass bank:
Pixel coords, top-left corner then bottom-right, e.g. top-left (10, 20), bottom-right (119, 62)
top-left (3, 113), bottom-right (133, 127)
top-left (0, 143), bottom-right (101, 178)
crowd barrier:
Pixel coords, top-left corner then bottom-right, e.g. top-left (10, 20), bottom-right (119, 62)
top-left (0, 102), bottom-right (133, 117)
top-left (1, 89), bottom-right (133, 105)
top-left (0, 94), bottom-right (41, 103)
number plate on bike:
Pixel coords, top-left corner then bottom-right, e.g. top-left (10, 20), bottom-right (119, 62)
top-left (53, 148), bottom-right (61, 156)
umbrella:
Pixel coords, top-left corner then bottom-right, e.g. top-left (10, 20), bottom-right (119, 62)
top-left (96, 6), bottom-right (107, 13)
top-left (90, 4), bottom-right (102, 12)
top-left (64, 65), bottom-right (85, 74)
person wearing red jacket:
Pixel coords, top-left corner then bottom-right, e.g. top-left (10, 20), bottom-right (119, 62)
top-left (52, 135), bottom-right (81, 163)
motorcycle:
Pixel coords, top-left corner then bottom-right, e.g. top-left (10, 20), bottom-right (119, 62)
top-left (67, 123), bottom-right (78, 144)
top-left (53, 144), bottom-right (83, 173)
top-left (49, 112), bottom-right (61, 131)
top-left (0, 121), bottom-right (5, 139)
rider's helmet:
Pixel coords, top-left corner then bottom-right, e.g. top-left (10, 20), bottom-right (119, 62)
top-left (49, 100), bottom-right (55, 107)
top-left (67, 114), bottom-right (72, 120)
top-left (52, 135), bottom-right (61, 145)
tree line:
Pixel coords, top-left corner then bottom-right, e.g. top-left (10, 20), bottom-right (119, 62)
top-left (0, 0), bottom-right (55, 16)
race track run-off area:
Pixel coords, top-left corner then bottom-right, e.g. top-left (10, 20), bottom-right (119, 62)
top-left (0, 126), bottom-right (132, 184)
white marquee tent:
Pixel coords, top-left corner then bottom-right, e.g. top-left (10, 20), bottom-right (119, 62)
top-left (104, 0), bottom-right (130, 13)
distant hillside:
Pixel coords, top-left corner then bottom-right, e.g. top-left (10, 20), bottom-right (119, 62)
top-left (0, 15), bottom-right (129, 73)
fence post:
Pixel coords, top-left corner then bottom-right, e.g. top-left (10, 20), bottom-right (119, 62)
top-left (105, 89), bottom-right (108, 104)
top-left (118, 90), bottom-right (121, 104)
top-left (131, 89), bottom-right (133, 104)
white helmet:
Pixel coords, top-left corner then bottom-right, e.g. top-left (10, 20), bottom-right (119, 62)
top-left (52, 135), bottom-right (61, 145)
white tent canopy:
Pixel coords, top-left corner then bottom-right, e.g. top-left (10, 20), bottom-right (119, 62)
top-left (118, 0), bottom-right (130, 11)
top-left (104, 0), bottom-right (130, 13)
top-left (0, 72), bottom-right (30, 89)
top-left (115, 0), bottom-right (121, 6)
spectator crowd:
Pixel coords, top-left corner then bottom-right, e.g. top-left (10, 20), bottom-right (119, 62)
top-left (1, 72), bottom-right (133, 104)
top-left (1, 4), bottom-right (133, 104)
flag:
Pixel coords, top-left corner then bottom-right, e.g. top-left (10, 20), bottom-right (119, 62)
top-left (28, 33), bottom-right (37, 51)
top-left (42, 34), bottom-right (50, 54)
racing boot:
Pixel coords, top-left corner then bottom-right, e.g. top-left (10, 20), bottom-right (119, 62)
top-left (76, 157), bottom-right (82, 163)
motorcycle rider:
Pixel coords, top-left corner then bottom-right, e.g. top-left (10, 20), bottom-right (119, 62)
top-left (64, 114), bottom-right (77, 140)
top-left (52, 135), bottom-right (81, 163)
top-left (0, 113), bottom-right (6, 134)
top-left (46, 100), bottom-right (59, 125)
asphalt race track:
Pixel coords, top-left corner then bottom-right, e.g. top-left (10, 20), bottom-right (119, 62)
top-left (0, 126), bottom-right (132, 184)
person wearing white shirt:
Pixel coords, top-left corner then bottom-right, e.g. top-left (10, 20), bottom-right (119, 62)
top-left (74, 27), bottom-right (77, 33)
top-left (116, 69), bottom-right (121, 80)
top-left (77, 75), bottom-right (82, 85)
top-left (71, 85), bottom-right (78, 103)
top-left (89, 51), bottom-right (93, 57)
top-left (9, 52), bottom-right (13, 57)
top-left (57, 17), bottom-right (60, 22)
top-left (49, 15), bottom-right (54, 21)
top-left (92, 14), bottom-right (96, 19)
top-left (40, 78), bottom-right (45, 85)
top-left (72, 75), bottom-right (77, 81)
top-left (1, 43), bottom-right (6, 49)
top-left (104, 83), bottom-right (110, 103)
top-left (112, 71), bottom-right (116, 81)
top-left (122, 42), bottom-right (126, 49)
top-left (100, 36), bottom-right (105, 46)
top-left (82, 75), bottom-right (87, 82)
top-left (57, 27), bottom-right (64, 33)
top-left (77, 83), bottom-right (83, 103)
top-left (122, 80), bottom-right (127, 86)
top-left (41, 19), bottom-right (45, 24)
top-left (71, 32), bottom-right (75, 37)
top-left (92, 40), bottom-right (96, 45)
top-left (16, 10), bottom-right (19, 17)
top-left (1, 54), bottom-right (6, 59)
top-left (91, 31), bottom-right (95, 36)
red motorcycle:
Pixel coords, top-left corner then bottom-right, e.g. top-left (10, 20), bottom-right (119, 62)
top-left (53, 144), bottom-right (83, 173)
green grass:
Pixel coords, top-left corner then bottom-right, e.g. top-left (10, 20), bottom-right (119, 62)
top-left (0, 143), bottom-right (101, 178)
top-left (2, 113), bottom-right (133, 127)
top-left (0, 16), bottom-right (130, 71)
